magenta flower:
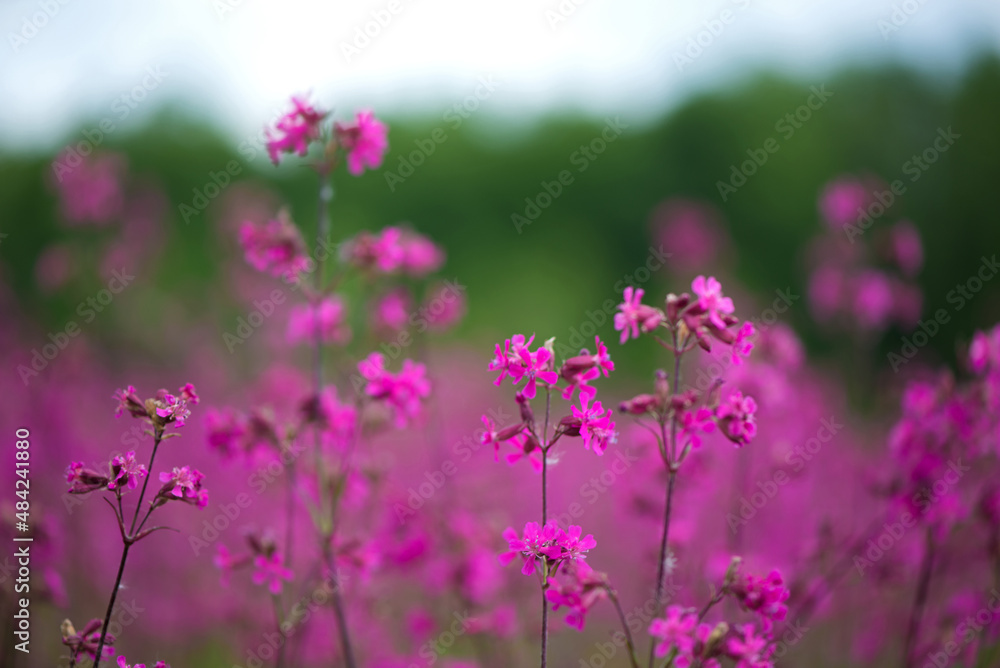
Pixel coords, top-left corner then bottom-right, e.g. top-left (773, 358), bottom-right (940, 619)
top-left (287, 296), bottom-right (351, 346)
top-left (113, 385), bottom-right (146, 419)
top-left (372, 288), bottom-right (413, 332)
top-left (238, 212), bottom-right (311, 280)
top-left (50, 151), bottom-right (125, 226)
top-left (65, 462), bottom-right (110, 494)
top-left (730, 569), bottom-right (789, 632)
top-left (555, 524), bottom-right (597, 562)
top-left (480, 415), bottom-right (525, 461)
top-left (61, 619), bottom-right (115, 662)
top-left (648, 605), bottom-right (698, 659)
top-left (157, 466), bottom-right (208, 508)
top-left (265, 95), bottom-right (327, 165)
top-left (726, 624), bottom-right (773, 666)
top-left (691, 275), bottom-right (735, 330)
top-left (499, 521), bottom-right (562, 575)
top-left (503, 434), bottom-right (545, 472)
top-left (319, 386), bottom-right (358, 450)
top-left (614, 287), bottom-right (664, 343)
top-left (715, 390), bottom-right (758, 447)
top-left (731, 321), bottom-right (755, 366)
top-left (570, 396), bottom-right (616, 455)
top-left (819, 176), bottom-right (870, 229)
top-left (204, 407), bottom-right (249, 459)
top-left (517, 345), bottom-right (559, 400)
top-left (401, 232), bottom-right (445, 276)
top-left (153, 389), bottom-right (193, 427)
top-left (545, 562), bottom-right (607, 631)
top-left (488, 335), bottom-right (532, 388)
top-left (358, 353), bottom-right (431, 427)
top-left (343, 226), bottom-right (406, 273)
top-left (334, 110), bottom-right (388, 175)
top-left (108, 451), bottom-right (148, 491)
top-left (252, 553), bottom-right (294, 594)
top-left (559, 336), bottom-right (614, 401)
top-left (678, 407), bottom-right (716, 450)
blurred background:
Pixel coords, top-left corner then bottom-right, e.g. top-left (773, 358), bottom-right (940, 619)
top-left (3, 0), bottom-right (1000, 666)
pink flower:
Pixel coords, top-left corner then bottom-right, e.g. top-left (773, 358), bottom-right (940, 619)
top-left (334, 110), bottom-right (388, 175)
top-left (614, 287), bottom-right (664, 343)
top-left (204, 408), bottom-right (248, 459)
top-left (730, 569), bottom-right (789, 632)
top-left (679, 407), bottom-right (716, 450)
top-left (852, 270), bottom-right (894, 331)
top-left (66, 462), bottom-right (110, 494)
top-left (480, 415), bottom-right (525, 461)
top-left (113, 385), bottom-right (146, 419)
top-left (889, 220), bottom-right (923, 277)
top-left (372, 288), bottom-right (413, 332)
top-left (265, 95), bottom-right (327, 165)
top-left (691, 275), bottom-right (735, 330)
top-left (488, 335), bottom-right (532, 387)
top-left (61, 619), bottom-right (115, 661)
top-left (238, 212), bottom-right (311, 280)
top-left (319, 386), bottom-right (358, 450)
top-left (153, 387), bottom-right (195, 427)
top-left (503, 434), bottom-right (545, 472)
top-left (108, 451), bottom-right (147, 491)
top-left (559, 337), bottom-right (614, 402)
top-left (969, 325), bottom-right (1000, 375)
top-left (358, 353), bottom-right (431, 427)
top-left (157, 466), bottom-right (208, 508)
top-left (570, 396), bottom-right (617, 455)
top-left (731, 321), bottom-right (755, 366)
top-left (252, 553), bottom-right (293, 594)
top-left (423, 281), bottom-right (467, 331)
top-left (287, 296), bottom-right (351, 346)
top-left (648, 605), bottom-right (698, 659)
top-left (726, 624), bottom-right (773, 667)
top-left (517, 345), bottom-right (559, 400)
top-left (401, 232), bottom-right (445, 276)
top-left (50, 151), bottom-right (125, 226)
top-left (499, 521), bottom-right (562, 575)
top-left (715, 390), bottom-right (758, 447)
top-left (819, 176), bottom-right (870, 229)
top-left (545, 562), bottom-right (607, 631)
top-left (343, 226), bottom-right (406, 273)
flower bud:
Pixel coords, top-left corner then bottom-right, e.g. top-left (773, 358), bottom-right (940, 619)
top-left (619, 393), bottom-right (660, 415)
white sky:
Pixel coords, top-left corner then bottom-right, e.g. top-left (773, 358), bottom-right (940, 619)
top-left (1, 0), bottom-right (999, 152)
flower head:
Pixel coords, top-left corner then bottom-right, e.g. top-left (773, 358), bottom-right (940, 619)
top-left (614, 287), bottom-right (664, 343)
top-left (691, 275), bottom-right (735, 330)
top-left (157, 466), bottom-right (209, 508)
top-left (334, 110), bottom-right (388, 175)
top-left (108, 451), bottom-right (148, 491)
top-left (238, 211), bottom-right (311, 280)
top-left (358, 353), bottom-right (431, 427)
top-left (715, 390), bottom-right (758, 447)
top-left (265, 95), bottom-right (327, 165)
top-left (65, 462), bottom-right (110, 494)
top-left (252, 553), bottom-right (294, 594)
top-left (62, 618), bottom-right (115, 662)
top-left (569, 396), bottom-right (617, 455)
top-left (649, 605), bottom-right (698, 660)
top-left (287, 296), bottom-right (351, 346)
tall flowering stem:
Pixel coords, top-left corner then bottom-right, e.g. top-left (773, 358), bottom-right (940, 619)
top-left (901, 530), bottom-right (935, 668)
top-left (67, 383), bottom-right (205, 666)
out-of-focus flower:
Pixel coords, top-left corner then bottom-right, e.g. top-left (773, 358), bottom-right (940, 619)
top-left (265, 95), bottom-right (327, 165)
top-left (50, 151), bottom-right (126, 225)
top-left (334, 110), bottom-right (388, 175)
top-left (614, 287), bottom-right (664, 343)
top-left (238, 211), bottom-right (311, 280)
top-left (358, 353), bottom-right (431, 427)
top-left (287, 296), bottom-right (351, 346)
top-left (715, 390), bottom-right (758, 447)
top-left (252, 553), bottom-right (294, 594)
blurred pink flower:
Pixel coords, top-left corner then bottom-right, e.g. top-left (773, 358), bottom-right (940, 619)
top-left (265, 95), bottom-right (327, 165)
top-left (335, 110), bottom-right (389, 175)
top-left (287, 296), bottom-right (351, 346)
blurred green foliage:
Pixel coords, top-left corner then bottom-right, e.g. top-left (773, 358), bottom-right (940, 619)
top-left (3, 54), bottom-right (1000, 377)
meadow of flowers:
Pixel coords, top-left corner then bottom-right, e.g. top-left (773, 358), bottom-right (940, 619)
top-left (3, 93), bottom-right (1000, 668)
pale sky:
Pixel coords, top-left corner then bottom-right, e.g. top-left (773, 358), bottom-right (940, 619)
top-left (1, 0), bottom-right (998, 152)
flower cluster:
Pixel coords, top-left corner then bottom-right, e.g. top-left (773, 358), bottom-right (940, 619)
top-left (113, 383), bottom-right (199, 428)
top-left (287, 295), bottom-right (352, 346)
top-left (342, 226), bottom-right (444, 276)
top-left (358, 353), bottom-right (432, 428)
top-left (238, 210), bottom-right (311, 280)
top-left (265, 95), bottom-right (327, 165)
top-left (498, 520), bottom-right (596, 576)
top-left (808, 174), bottom-right (923, 333)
